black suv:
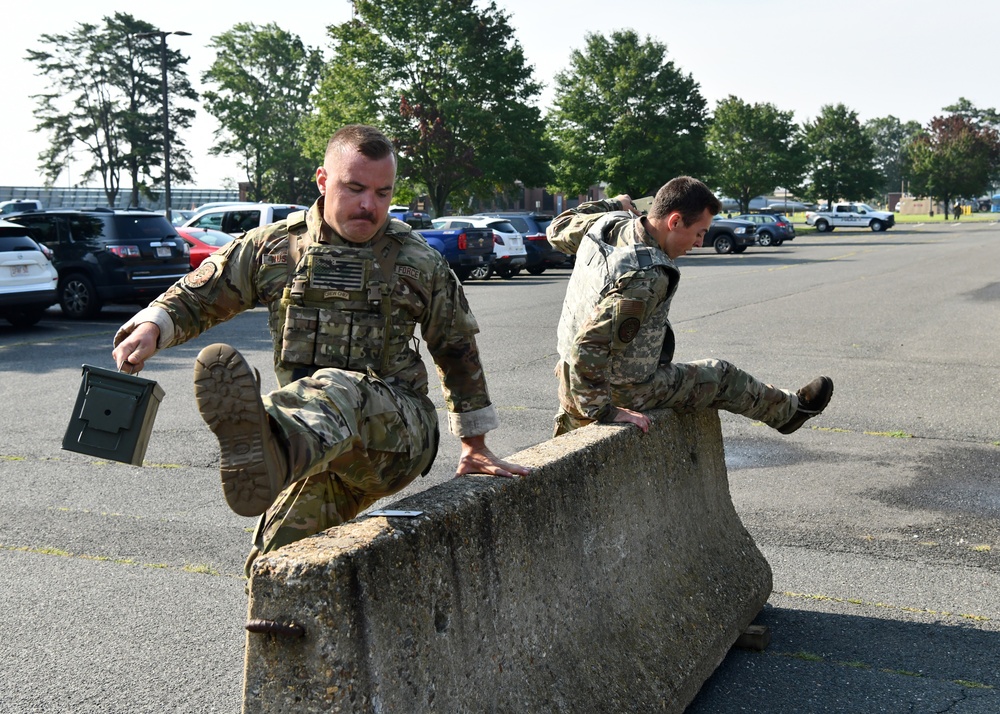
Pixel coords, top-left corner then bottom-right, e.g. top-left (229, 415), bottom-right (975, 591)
top-left (7, 208), bottom-right (191, 318)
top-left (474, 212), bottom-right (568, 274)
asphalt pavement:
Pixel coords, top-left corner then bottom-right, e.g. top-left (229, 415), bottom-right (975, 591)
top-left (1, 221), bottom-right (998, 712)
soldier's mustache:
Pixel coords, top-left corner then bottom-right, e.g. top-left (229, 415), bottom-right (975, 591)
top-left (350, 211), bottom-right (377, 223)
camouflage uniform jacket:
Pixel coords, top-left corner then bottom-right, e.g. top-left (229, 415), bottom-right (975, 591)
top-left (115, 199), bottom-right (498, 437)
top-left (548, 199), bottom-right (680, 423)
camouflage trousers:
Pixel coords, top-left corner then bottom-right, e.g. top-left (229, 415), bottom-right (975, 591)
top-left (554, 358), bottom-right (797, 436)
top-left (246, 368), bottom-right (439, 576)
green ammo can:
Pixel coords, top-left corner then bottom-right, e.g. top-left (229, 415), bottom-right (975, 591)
top-left (63, 365), bottom-right (165, 466)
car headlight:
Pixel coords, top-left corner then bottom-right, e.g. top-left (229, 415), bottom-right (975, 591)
top-left (733, 227), bottom-right (746, 234)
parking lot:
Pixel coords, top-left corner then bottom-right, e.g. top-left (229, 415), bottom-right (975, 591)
top-left (2, 223), bottom-right (999, 712)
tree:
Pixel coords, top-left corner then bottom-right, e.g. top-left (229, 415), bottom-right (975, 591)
top-left (801, 104), bottom-right (881, 207)
top-left (906, 114), bottom-right (1000, 217)
top-left (547, 30), bottom-right (709, 199)
top-left (201, 23), bottom-right (323, 203)
top-left (864, 115), bottom-right (921, 197)
top-left (942, 98), bottom-right (1000, 191)
top-left (27, 13), bottom-right (196, 208)
top-left (309, 0), bottom-right (552, 216)
top-left (706, 96), bottom-right (805, 214)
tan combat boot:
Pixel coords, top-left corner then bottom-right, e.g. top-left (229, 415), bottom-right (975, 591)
top-left (193, 343), bottom-right (289, 517)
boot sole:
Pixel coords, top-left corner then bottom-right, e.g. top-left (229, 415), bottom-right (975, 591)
top-left (193, 344), bottom-right (282, 517)
top-left (777, 377), bottom-right (834, 435)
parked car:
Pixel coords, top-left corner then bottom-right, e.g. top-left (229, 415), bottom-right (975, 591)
top-left (474, 212), bottom-right (568, 274)
top-left (0, 199), bottom-right (44, 216)
top-left (389, 204), bottom-right (433, 229)
top-left (175, 226), bottom-right (235, 269)
top-left (6, 208), bottom-right (191, 319)
top-left (733, 214), bottom-right (796, 246)
top-left (182, 202), bottom-right (308, 236)
top-left (432, 216), bottom-right (527, 279)
top-left (703, 217), bottom-right (756, 254)
top-left (805, 203), bottom-right (894, 232)
top-left (170, 209), bottom-right (195, 226)
top-left (0, 220), bottom-right (59, 327)
top-left (414, 224), bottom-right (494, 282)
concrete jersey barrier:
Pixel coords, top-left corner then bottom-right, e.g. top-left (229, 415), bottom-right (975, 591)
top-left (242, 409), bottom-right (772, 713)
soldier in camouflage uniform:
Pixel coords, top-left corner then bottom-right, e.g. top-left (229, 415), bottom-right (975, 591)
top-left (112, 125), bottom-right (528, 574)
top-left (548, 176), bottom-right (833, 438)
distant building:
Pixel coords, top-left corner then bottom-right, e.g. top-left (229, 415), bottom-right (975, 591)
top-left (0, 186), bottom-right (239, 211)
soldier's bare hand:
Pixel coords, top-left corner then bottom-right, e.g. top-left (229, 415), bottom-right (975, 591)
top-left (613, 194), bottom-right (637, 215)
top-left (455, 434), bottom-right (531, 479)
top-left (612, 407), bottom-right (650, 434)
top-left (111, 322), bottom-right (160, 373)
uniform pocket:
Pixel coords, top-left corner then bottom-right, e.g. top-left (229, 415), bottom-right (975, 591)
top-left (280, 306), bottom-right (318, 365)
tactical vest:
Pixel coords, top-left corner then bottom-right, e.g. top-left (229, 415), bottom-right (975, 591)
top-left (557, 212), bottom-right (679, 385)
top-left (273, 213), bottom-right (413, 379)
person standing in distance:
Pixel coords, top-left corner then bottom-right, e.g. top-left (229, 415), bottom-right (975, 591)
top-left (547, 176), bottom-right (833, 437)
top-left (112, 124), bottom-right (529, 574)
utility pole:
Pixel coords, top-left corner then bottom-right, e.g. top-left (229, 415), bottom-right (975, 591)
top-left (135, 30), bottom-right (190, 222)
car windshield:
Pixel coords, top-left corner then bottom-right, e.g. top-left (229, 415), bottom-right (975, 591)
top-left (190, 229), bottom-right (234, 248)
top-left (488, 221), bottom-right (518, 234)
top-left (114, 215), bottom-right (178, 240)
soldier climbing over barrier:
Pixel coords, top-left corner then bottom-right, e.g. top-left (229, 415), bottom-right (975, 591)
top-left (547, 175), bottom-right (834, 438)
top-left (112, 124), bottom-right (529, 574)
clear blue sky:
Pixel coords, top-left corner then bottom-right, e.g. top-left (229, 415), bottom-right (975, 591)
top-left (5, 0), bottom-right (996, 188)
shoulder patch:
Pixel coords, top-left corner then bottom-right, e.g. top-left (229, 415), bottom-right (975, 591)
top-left (185, 261), bottom-right (217, 288)
top-left (617, 317), bottom-right (641, 343)
top-left (263, 251), bottom-right (288, 265)
top-left (396, 265), bottom-right (420, 280)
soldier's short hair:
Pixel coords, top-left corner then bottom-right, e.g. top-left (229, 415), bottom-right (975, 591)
top-left (325, 125), bottom-right (396, 164)
top-left (649, 177), bottom-right (721, 225)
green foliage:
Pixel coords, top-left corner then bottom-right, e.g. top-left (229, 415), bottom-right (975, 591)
top-left (26, 13), bottom-right (197, 207)
top-left (547, 30), bottom-right (710, 198)
top-left (864, 115), bottom-right (921, 197)
top-left (706, 96), bottom-right (805, 213)
top-left (312, 0), bottom-right (552, 216)
top-left (802, 104), bottom-right (881, 206)
top-left (202, 23), bottom-right (323, 203)
top-left (906, 114), bottom-right (1000, 211)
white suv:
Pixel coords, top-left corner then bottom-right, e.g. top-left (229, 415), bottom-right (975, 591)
top-left (182, 202), bottom-right (308, 236)
top-left (431, 216), bottom-right (527, 279)
top-left (0, 219), bottom-right (59, 327)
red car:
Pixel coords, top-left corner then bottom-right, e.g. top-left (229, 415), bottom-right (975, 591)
top-left (175, 227), bottom-right (235, 269)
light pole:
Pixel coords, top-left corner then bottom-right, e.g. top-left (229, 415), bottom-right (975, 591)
top-left (136, 30), bottom-right (190, 222)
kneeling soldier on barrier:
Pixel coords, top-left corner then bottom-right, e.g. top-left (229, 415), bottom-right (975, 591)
top-left (548, 176), bottom-right (833, 438)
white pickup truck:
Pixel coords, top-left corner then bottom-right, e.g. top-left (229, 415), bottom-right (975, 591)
top-left (805, 203), bottom-right (895, 232)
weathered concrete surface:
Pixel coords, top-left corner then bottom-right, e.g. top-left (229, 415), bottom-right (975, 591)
top-left (242, 409), bottom-right (771, 713)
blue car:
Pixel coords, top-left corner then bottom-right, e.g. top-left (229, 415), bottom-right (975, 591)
top-left (733, 214), bottom-right (796, 247)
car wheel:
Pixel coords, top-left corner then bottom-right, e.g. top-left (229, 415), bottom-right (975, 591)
top-left (4, 305), bottom-right (47, 328)
top-left (814, 219), bottom-right (830, 233)
top-left (497, 267), bottom-right (518, 279)
top-left (757, 231), bottom-right (773, 247)
top-left (469, 264), bottom-right (491, 280)
top-left (59, 273), bottom-right (102, 319)
top-left (733, 245), bottom-right (748, 253)
top-left (870, 219), bottom-right (885, 232)
top-left (713, 235), bottom-right (734, 254)
top-left (527, 266), bottom-right (546, 275)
